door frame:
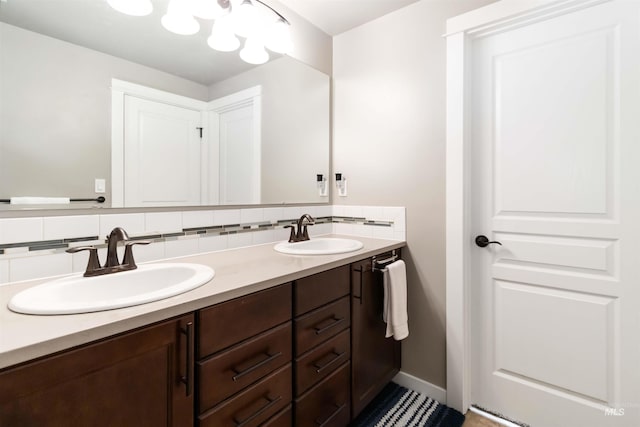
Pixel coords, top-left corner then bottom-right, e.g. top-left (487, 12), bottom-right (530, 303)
top-left (444, 0), bottom-right (609, 413)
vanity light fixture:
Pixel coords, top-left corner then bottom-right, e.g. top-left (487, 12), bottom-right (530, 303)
top-left (230, 0), bottom-right (261, 38)
top-left (190, 0), bottom-right (227, 19)
top-left (240, 37), bottom-right (269, 64)
top-left (106, 0), bottom-right (293, 66)
top-left (207, 13), bottom-right (240, 52)
top-left (162, 0), bottom-right (201, 35)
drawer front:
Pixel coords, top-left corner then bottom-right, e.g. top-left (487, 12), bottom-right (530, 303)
top-left (295, 329), bottom-right (351, 396)
top-left (295, 297), bottom-right (350, 356)
top-left (294, 362), bottom-right (351, 427)
top-left (261, 404), bottom-right (292, 427)
top-left (198, 323), bottom-right (292, 413)
top-left (199, 363), bottom-right (292, 427)
top-left (295, 266), bottom-right (350, 315)
top-left (198, 283), bottom-right (292, 358)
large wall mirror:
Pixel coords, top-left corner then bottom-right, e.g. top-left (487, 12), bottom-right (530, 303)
top-left (0, 0), bottom-right (330, 210)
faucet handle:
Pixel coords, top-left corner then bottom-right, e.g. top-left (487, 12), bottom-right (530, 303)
top-left (122, 240), bottom-right (152, 270)
top-left (284, 225), bottom-right (297, 243)
top-left (66, 246), bottom-right (102, 277)
top-left (301, 223), bottom-right (313, 241)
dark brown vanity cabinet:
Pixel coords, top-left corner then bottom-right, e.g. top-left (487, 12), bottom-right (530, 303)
top-left (197, 283), bottom-right (293, 427)
top-left (0, 314), bottom-right (195, 427)
top-left (351, 256), bottom-right (402, 418)
top-left (293, 265), bottom-right (352, 427)
top-left (0, 249), bottom-right (403, 427)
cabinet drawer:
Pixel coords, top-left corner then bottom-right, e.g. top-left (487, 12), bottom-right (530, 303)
top-left (295, 329), bottom-right (351, 396)
top-left (198, 322), bottom-right (292, 413)
top-left (294, 362), bottom-right (351, 427)
top-left (295, 296), bottom-right (350, 356)
top-left (198, 283), bottom-right (292, 358)
top-left (295, 266), bottom-right (349, 315)
top-left (261, 404), bottom-right (292, 427)
top-left (199, 363), bottom-right (292, 427)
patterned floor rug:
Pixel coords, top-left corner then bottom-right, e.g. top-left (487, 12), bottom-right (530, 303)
top-left (351, 382), bottom-right (466, 427)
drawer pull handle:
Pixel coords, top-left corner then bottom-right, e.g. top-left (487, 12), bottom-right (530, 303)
top-left (315, 403), bottom-right (347, 427)
top-left (231, 352), bottom-right (283, 382)
top-left (313, 350), bottom-right (346, 374)
top-left (234, 394), bottom-right (283, 427)
top-left (314, 317), bottom-right (345, 335)
top-left (179, 321), bottom-right (194, 397)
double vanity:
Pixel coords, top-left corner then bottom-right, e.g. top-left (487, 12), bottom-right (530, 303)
top-left (0, 233), bottom-right (404, 426)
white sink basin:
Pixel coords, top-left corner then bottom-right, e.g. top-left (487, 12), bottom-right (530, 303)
top-left (8, 263), bottom-right (214, 315)
top-left (274, 238), bottom-right (363, 255)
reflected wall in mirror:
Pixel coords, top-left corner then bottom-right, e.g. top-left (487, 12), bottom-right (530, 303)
top-left (0, 1), bottom-right (330, 210)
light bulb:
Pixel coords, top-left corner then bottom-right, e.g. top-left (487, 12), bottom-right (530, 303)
top-left (162, 0), bottom-right (200, 35)
top-left (240, 38), bottom-right (269, 64)
top-left (107, 0), bottom-right (153, 16)
top-left (231, 0), bottom-right (260, 38)
top-left (265, 18), bottom-right (293, 54)
top-left (208, 15), bottom-right (240, 52)
top-left (190, 0), bottom-right (227, 20)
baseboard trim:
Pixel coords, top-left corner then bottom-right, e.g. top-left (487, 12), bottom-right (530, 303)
top-left (392, 371), bottom-right (447, 404)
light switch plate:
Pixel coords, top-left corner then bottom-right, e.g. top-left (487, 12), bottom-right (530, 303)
top-left (95, 178), bottom-right (106, 193)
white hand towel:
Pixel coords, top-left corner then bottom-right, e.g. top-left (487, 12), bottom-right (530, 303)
top-left (10, 197), bottom-right (70, 205)
top-left (383, 260), bottom-right (409, 341)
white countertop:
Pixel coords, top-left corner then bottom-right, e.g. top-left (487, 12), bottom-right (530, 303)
top-left (0, 235), bottom-right (405, 369)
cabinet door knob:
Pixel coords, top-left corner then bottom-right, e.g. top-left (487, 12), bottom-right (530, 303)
top-left (475, 235), bottom-right (502, 248)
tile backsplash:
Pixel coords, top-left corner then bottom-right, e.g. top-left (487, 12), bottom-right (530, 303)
top-left (0, 205), bottom-right (405, 285)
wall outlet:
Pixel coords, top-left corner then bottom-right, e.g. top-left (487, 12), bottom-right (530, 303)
top-left (318, 179), bottom-right (328, 197)
top-left (95, 178), bottom-right (106, 193)
top-left (338, 179), bottom-right (348, 197)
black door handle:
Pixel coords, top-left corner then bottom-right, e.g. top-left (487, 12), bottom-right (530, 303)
top-left (475, 235), bottom-right (502, 248)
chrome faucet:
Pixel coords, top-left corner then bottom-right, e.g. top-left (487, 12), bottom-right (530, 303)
top-left (285, 214), bottom-right (315, 243)
top-left (67, 227), bottom-right (150, 277)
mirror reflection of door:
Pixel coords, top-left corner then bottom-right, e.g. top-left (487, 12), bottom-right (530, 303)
top-left (124, 96), bottom-right (202, 207)
top-left (113, 81), bottom-right (262, 208)
top-left (208, 86), bottom-right (262, 205)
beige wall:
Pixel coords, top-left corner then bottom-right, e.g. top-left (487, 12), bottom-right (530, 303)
top-left (332, 0), bottom-right (496, 388)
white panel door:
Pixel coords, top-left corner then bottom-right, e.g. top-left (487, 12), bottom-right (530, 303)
top-left (218, 104), bottom-right (260, 205)
top-left (124, 96), bottom-right (201, 207)
top-left (470, 1), bottom-right (640, 426)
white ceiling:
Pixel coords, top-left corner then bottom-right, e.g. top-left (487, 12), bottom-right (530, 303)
top-left (278, 0), bottom-right (420, 36)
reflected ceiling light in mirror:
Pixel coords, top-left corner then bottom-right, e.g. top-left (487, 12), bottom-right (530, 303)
top-left (190, 0), bottom-right (228, 20)
top-left (106, 0), bottom-right (292, 64)
top-left (265, 18), bottom-right (293, 54)
top-left (208, 14), bottom-right (240, 52)
top-left (230, 0), bottom-right (261, 38)
top-left (240, 37), bottom-right (269, 64)
top-left (162, 0), bottom-right (200, 35)
top-left (106, 0), bottom-right (153, 16)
